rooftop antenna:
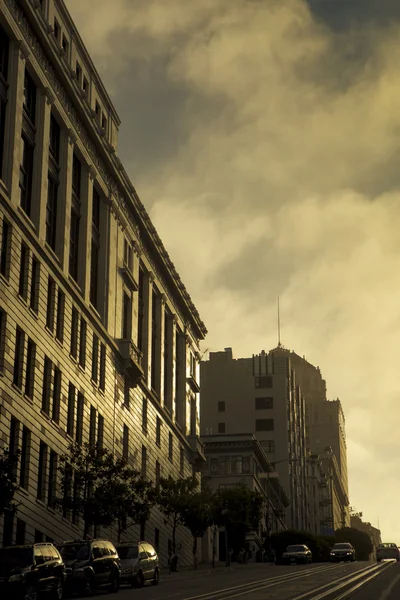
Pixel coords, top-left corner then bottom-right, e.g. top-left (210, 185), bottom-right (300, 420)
top-left (278, 296), bottom-right (282, 347)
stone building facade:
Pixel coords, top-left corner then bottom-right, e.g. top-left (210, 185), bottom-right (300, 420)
top-left (0, 0), bottom-right (206, 567)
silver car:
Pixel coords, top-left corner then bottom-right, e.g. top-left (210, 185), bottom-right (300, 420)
top-left (116, 542), bottom-right (159, 588)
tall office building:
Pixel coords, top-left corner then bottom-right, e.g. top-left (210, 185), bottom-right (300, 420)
top-left (200, 348), bottom-right (308, 530)
top-left (0, 0), bottom-right (206, 565)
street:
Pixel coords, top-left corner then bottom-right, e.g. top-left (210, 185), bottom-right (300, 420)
top-left (82, 561), bottom-right (400, 600)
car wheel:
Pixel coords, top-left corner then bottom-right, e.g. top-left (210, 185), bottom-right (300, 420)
top-left (136, 571), bottom-right (145, 588)
top-left (24, 584), bottom-right (38, 600)
top-left (53, 578), bottom-right (64, 600)
top-left (110, 571), bottom-right (119, 593)
top-left (84, 575), bottom-right (94, 597)
top-left (151, 568), bottom-right (160, 586)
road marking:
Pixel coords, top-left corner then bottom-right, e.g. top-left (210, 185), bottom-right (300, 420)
top-left (378, 570), bottom-right (400, 600)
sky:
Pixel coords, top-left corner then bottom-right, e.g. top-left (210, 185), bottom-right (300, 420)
top-left (67, 0), bottom-right (400, 541)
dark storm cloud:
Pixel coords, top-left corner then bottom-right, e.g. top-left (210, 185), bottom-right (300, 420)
top-left (307, 0), bottom-right (400, 29)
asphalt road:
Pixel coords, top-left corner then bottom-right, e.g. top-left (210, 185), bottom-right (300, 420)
top-left (76, 560), bottom-right (400, 600)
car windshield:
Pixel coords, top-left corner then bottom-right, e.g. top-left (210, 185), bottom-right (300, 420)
top-left (59, 543), bottom-right (90, 561)
top-left (0, 547), bottom-right (33, 571)
top-left (116, 546), bottom-right (138, 560)
top-left (333, 544), bottom-right (351, 549)
top-left (379, 543), bottom-right (397, 548)
top-left (286, 546), bottom-right (305, 552)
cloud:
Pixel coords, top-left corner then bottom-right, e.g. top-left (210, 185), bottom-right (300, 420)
top-left (67, 0), bottom-right (400, 537)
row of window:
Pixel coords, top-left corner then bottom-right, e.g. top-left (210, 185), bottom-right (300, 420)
top-left (217, 397), bottom-right (274, 412)
top-left (216, 419), bottom-right (275, 434)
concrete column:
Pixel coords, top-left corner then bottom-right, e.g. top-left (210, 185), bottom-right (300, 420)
top-left (59, 130), bottom-right (75, 272)
top-left (36, 87), bottom-right (54, 240)
top-left (4, 40), bottom-right (28, 202)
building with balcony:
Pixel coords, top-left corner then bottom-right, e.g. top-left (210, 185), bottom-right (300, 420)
top-left (0, 0), bottom-right (206, 566)
top-left (201, 433), bottom-right (290, 562)
top-left (200, 348), bottom-right (308, 530)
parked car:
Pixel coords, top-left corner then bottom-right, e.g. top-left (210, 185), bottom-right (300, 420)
top-left (116, 541), bottom-right (159, 587)
top-left (330, 543), bottom-right (356, 562)
top-left (376, 543), bottom-right (400, 562)
top-left (0, 543), bottom-right (66, 600)
top-left (281, 545), bottom-right (312, 564)
top-left (57, 539), bottom-right (120, 596)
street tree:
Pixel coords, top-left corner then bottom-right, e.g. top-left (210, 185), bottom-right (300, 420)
top-left (114, 477), bottom-right (155, 542)
top-left (57, 443), bottom-right (140, 538)
top-left (335, 527), bottom-right (373, 561)
top-left (182, 488), bottom-right (214, 568)
top-left (0, 447), bottom-right (20, 518)
top-left (157, 476), bottom-right (198, 556)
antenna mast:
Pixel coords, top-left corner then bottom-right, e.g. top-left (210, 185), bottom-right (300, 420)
top-left (278, 296), bottom-right (281, 347)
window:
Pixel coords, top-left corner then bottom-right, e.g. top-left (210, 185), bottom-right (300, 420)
top-left (89, 406), bottom-right (97, 448)
top-left (48, 451), bottom-right (57, 507)
top-left (0, 307), bottom-right (5, 371)
top-left (69, 155), bottom-right (81, 281)
top-left (101, 114), bottom-right (107, 132)
top-left (141, 445), bottom-right (147, 478)
top-left (92, 334), bottom-right (99, 382)
top-left (19, 136), bottom-right (34, 217)
top-left (67, 383), bottom-right (75, 436)
top-left (70, 308), bottom-right (78, 358)
top-left (53, 19), bottom-right (61, 42)
top-left (255, 397), bottom-right (273, 410)
top-left (16, 519), bottom-right (26, 545)
top-left (168, 432), bottom-right (173, 462)
top-left (42, 357), bottom-right (52, 414)
top-left (83, 76), bottom-right (88, 95)
top-left (13, 327), bottom-right (24, 388)
top-left (255, 376), bottom-right (273, 389)
top-left (155, 461), bottom-right (160, 491)
top-left (0, 26), bottom-right (9, 179)
top-left (123, 377), bottom-right (130, 407)
top-left (76, 392), bottom-right (84, 445)
top-left (142, 398), bottom-right (148, 432)
top-left (61, 34), bottom-right (69, 54)
top-left (46, 277), bottom-right (55, 331)
top-left (23, 70), bottom-right (36, 125)
top-left (154, 528), bottom-right (160, 553)
top-left (180, 447), bottom-right (184, 474)
top-left (19, 426), bottom-right (30, 489)
top-left (95, 100), bottom-right (101, 121)
top-left (55, 289), bottom-right (64, 342)
top-left (122, 291), bottom-right (131, 339)
top-left (99, 343), bottom-right (106, 391)
top-left (52, 367), bottom-right (61, 423)
top-left (18, 243), bottom-right (28, 299)
top-left (261, 440), bottom-right (275, 453)
top-left (255, 419), bottom-right (274, 432)
top-left (75, 61), bottom-right (82, 84)
top-left (218, 401), bottom-right (225, 412)
top-left (90, 188), bottom-right (100, 308)
top-left (164, 310), bottom-right (171, 409)
top-left (150, 288), bottom-right (158, 391)
top-left (218, 422), bottom-right (226, 434)
top-left (37, 441), bottom-right (47, 501)
top-left (24, 338), bottom-right (35, 398)
top-left (49, 114), bottom-right (60, 162)
top-left (0, 219), bottom-right (10, 278)
top-left (46, 173), bottom-right (58, 250)
top-left (79, 319), bottom-right (86, 368)
top-left (123, 425), bottom-right (129, 460)
top-left (123, 238), bottom-right (133, 271)
top-left (156, 417), bottom-right (161, 447)
top-left (30, 256), bottom-right (39, 313)
top-left (97, 414), bottom-right (104, 449)
top-left (3, 512), bottom-right (13, 546)
top-left (35, 530), bottom-right (44, 543)
top-left (137, 267), bottom-right (145, 352)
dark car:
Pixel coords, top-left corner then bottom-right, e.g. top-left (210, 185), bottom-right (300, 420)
top-left (0, 543), bottom-right (66, 600)
top-left (116, 541), bottom-right (159, 587)
top-left (330, 543), bottom-right (356, 562)
top-left (281, 545), bottom-right (312, 564)
top-left (57, 539), bottom-right (120, 596)
top-left (376, 543), bottom-right (400, 562)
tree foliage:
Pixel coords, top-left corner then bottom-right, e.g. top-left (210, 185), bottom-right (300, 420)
top-left (57, 443), bottom-right (151, 538)
top-left (182, 488), bottom-right (214, 568)
top-left (157, 476), bottom-right (198, 554)
top-left (0, 447), bottom-right (20, 518)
